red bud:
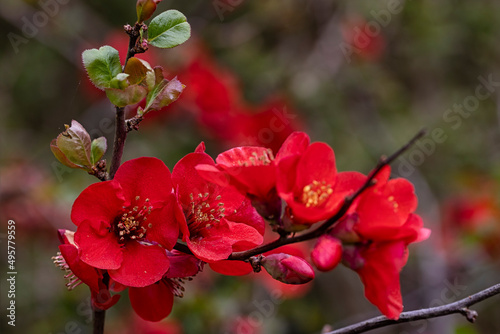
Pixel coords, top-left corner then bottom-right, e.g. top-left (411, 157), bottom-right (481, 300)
top-left (261, 253), bottom-right (315, 284)
top-left (311, 235), bottom-right (342, 272)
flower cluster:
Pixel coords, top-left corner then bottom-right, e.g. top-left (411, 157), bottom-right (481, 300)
top-left (54, 131), bottom-right (429, 321)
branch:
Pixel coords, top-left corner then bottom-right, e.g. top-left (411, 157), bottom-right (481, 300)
top-left (93, 309), bottom-right (106, 334)
top-left (229, 129), bottom-right (427, 261)
top-left (109, 107), bottom-right (127, 179)
top-left (123, 23), bottom-right (147, 68)
top-left (325, 283), bottom-right (500, 334)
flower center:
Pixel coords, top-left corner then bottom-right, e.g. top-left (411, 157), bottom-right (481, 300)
top-left (238, 149), bottom-right (274, 166)
top-left (187, 192), bottom-right (226, 235)
top-left (115, 196), bottom-right (152, 242)
top-left (301, 180), bottom-right (333, 208)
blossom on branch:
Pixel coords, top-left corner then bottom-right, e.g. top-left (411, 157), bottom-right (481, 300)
top-left (71, 157), bottom-right (179, 287)
top-left (171, 147), bottom-right (265, 273)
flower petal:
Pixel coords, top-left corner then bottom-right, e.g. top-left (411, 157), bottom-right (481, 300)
top-left (108, 242), bottom-right (170, 287)
top-left (145, 193), bottom-right (179, 250)
top-left (113, 157), bottom-right (173, 203)
top-left (172, 152), bottom-right (216, 206)
top-left (295, 142), bottom-right (337, 191)
top-left (209, 260), bottom-right (253, 276)
top-left (275, 131), bottom-right (310, 164)
top-left (59, 244), bottom-right (101, 292)
top-left (129, 280), bottom-right (174, 322)
top-left (71, 181), bottom-right (125, 226)
top-left (356, 241), bottom-right (408, 319)
top-left (75, 220), bottom-right (122, 270)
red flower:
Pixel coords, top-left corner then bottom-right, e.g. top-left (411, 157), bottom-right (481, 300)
top-left (336, 166), bottom-right (430, 319)
top-left (72, 157), bottom-right (178, 287)
top-left (176, 53), bottom-right (244, 141)
top-left (354, 166), bottom-right (420, 241)
top-left (129, 250), bottom-right (202, 322)
top-left (341, 16), bottom-right (386, 62)
top-left (53, 229), bottom-right (120, 310)
top-left (276, 133), bottom-right (366, 224)
top-left (171, 148), bottom-right (265, 265)
top-left (173, 43), bottom-right (302, 150)
top-left (235, 97), bottom-right (303, 153)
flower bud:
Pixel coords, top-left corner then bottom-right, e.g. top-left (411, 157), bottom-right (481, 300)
top-left (311, 235), bottom-right (342, 272)
top-left (136, 0), bottom-right (161, 23)
top-left (261, 253), bottom-right (315, 284)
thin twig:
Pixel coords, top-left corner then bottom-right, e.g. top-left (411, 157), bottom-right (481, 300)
top-left (325, 283), bottom-right (500, 334)
top-left (228, 129), bottom-right (427, 261)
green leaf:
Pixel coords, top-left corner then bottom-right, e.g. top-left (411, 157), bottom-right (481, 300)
top-left (106, 85), bottom-right (148, 107)
top-left (54, 120), bottom-right (92, 170)
top-left (90, 137), bottom-right (107, 165)
top-left (82, 46), bottom-right (122, 90)
top-left (148, 10), bottom-right (191, 49)
top-left (145, 77), bottom-right (185, 111)
top-left (109, 73), bottom-right (130, 89)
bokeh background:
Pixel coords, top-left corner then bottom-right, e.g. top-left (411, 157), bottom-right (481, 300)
top-left (1, 0), bottom-right (500, 333)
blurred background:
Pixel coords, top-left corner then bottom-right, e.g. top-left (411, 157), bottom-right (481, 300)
top-left (1, 0), bottom-right (500, 333)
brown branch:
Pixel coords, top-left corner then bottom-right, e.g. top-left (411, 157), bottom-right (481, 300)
top-left (324, 283), bottom-right (500, 334)
top-left (228, 129), bottom-right (427, 261)
top-left (109, 107), bottom-right (127, 179)
top-left (93, 309), bottom-right (106, 334)
top-left (123, 23), bottom-right (147, 68)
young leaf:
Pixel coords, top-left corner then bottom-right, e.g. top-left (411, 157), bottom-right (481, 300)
top-left (145, 77), bottom-right (185, 111)
top-left (91, 137), bottom-right (107, 165)
top-left (54, 120), bottom-right (93, 170)
top-left (136, 0), bottom-right (161, 23)
top-left (82, 46), bottom-right (122, 90)
top-left (105, 85), bottom-right (148, 107)
top-left (109, 73), bottom-right (130, 89)
top-left (148, 10), bottom-right (191, 49)
top-left (124, 58), bottom-right (153, 86)
top-left (50, 139), bottom-right (81, 169)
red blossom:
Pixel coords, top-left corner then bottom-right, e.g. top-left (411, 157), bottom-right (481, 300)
top-left (129, 250), bottom-right (202, 322)
top-left (71, 157), bottom-right (178, 287)
top-left (171, 148), bottom-right (265, 265)
top-left (276, 133), bottom-right (366, 224)
top-left (335, 166), bottom-right (430, 319)
top-left (354, 166), bottom-right (420, 241)
top-left (54, 229), bottom-right (120, 310)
